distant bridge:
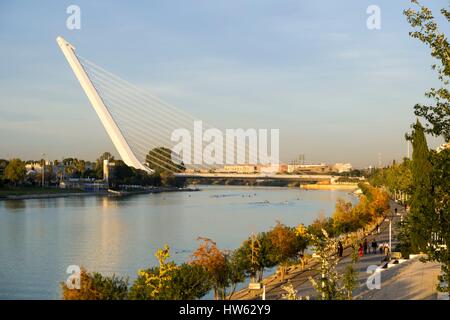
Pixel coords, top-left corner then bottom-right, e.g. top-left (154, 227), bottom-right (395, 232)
top-left (177, 173), bottom-right (334, 183)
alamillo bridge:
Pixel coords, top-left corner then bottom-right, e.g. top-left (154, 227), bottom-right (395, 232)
top-left (56, 36), bottom-right (332, 183)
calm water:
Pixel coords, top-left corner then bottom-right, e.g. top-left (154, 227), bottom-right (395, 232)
top-left (0, 185), bottom-right (355, 299)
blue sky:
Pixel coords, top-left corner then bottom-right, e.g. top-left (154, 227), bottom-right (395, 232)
top-left (0, 0), bottom-right (448, 167)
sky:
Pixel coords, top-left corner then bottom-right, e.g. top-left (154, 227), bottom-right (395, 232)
top-left (0, 0), bottom-right (448, 168)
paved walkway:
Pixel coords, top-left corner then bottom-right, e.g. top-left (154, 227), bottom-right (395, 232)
top-left (356, 258), bottom-right (441, 300)
top-left (232, 200), bottom-right (406, 300)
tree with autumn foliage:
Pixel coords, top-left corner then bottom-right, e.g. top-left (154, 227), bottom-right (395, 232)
top-left (331, 185), bottom-right (389, 236)
top-left (267, 221), bottom-right (308, 281)
top-left (190, 237), bottom-right (231, 300)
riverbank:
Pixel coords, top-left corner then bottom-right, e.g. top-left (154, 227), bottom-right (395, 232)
top-left (0, 186), bottom-right (199, 201)
top-left (300, 183), bottom-right (359, 191)
top-left (0, 187), bottom-right (86, 200)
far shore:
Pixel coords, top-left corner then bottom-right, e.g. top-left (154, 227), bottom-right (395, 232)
top-left (300, 183), bottom-right (359, 191)
top-left (0, 183), bottom-right (357, 201)
top-left (0, 186), bottom-right (199, 201)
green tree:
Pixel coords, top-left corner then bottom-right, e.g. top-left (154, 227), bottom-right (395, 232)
top-left (235, 233), bottom-right (262, 283)
top-left (129, 262), bottom-right (211, 300)
top-left (405, 1), bottom-right (450, 295)
top-left (234, 231), bottom-right (278, 283)
top-left (427, 148), bottom-right (450, 294)
top-left (308, 229), bottom-right (346, 300)
top-left (4, 158), bottom-right (26, 186)
top-left (409, 120), bottom-right (434, 252)
top-left (396, 219), bottom-right (413, 258)
top-left (225, 250), bottom-right (246, 299)
top-left (0, 159), bottom-right (9, 187)
top-left (342, 264), bottom-right (358, 300)
top-left (404, 0), bottom-right (450, 140)
top-left (169, 263), bottom-right (212, 299)
top-left (135, 245), bottom-right (178, 300)
top-left (61, 268), bottom-right (128, 300)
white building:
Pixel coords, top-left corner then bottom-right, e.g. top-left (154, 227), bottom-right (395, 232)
top-left (332, 163), bottom-right (352, 173)
top-left (221, 165), bottom-right (258, 174)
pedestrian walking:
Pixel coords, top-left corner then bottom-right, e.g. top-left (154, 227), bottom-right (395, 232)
top-left (371, 239), bottom-right (378, 254)
top-left (363, 239), bottom-right (368, 254)
top-left (384, 243), bottom-right (390, 256)
top-left (358, 243), bottom-right (363, 257)
top-left (338, 241), bottom-right (344, 258)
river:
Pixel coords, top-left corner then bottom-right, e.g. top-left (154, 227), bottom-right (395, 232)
top-left (0, 185), bottom-right (356, 299)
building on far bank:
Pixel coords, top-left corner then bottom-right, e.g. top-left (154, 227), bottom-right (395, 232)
top-left (287, 163), bottom-right (330, 174)
top-left (25, 161), bottom-right (50, 174)
top-left (286, 162), bottom-right (352, 174)
top-left (258, 164), bottom-right (288, 174)
top-left (220, 165), bottom-right (259, 174)
top-left (331, 163), bottom-right (352, 173)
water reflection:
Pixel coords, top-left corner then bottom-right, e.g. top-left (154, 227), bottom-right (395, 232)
top-left (3, 200), bottom-right (26, 211)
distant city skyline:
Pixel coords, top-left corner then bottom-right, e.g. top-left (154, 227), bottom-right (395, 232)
top-left (0, 0), bottom-right (447, 168)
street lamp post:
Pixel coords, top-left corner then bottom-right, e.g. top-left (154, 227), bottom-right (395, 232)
top-left (389, 216), bottom-right (392, 251)
top-left (388, 208), bottom-right (398, 252)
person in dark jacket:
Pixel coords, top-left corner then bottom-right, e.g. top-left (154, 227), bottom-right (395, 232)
top-left (371, 239), bottom-right (378, 254)
top-left (338, 241), bottom-right (344, 257)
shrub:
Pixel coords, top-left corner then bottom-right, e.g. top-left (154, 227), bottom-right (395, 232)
top-left (129, 263), bottom-right (211, 300)
top-left (61, 268), bottom-right (128, 300)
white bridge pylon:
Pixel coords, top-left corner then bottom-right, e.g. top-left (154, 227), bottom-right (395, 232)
top-left (56, 36), bottom-right (153, 173)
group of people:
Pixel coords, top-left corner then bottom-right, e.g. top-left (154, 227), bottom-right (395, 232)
top-left (336, 239), bottom-right (391, 258)
top-left (357, 239), bottom-right (390, 257)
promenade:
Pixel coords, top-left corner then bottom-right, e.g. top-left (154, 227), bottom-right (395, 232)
top-left (356, 258), bottom-right (441, 300)
top-left (232, 201), bottom-right (409, 300)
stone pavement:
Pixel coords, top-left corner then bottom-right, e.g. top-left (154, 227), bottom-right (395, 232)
top-left (356, 257), bottom-right (441, 300)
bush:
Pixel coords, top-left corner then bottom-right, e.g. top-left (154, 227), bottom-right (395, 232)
top-left (61, 268), bottom-right (129, 300)
top-left (129, 263), bottom-right (211, 300)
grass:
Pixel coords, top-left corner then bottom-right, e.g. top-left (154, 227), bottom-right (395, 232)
top-left (0, 186), bottom-right (85, 196)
